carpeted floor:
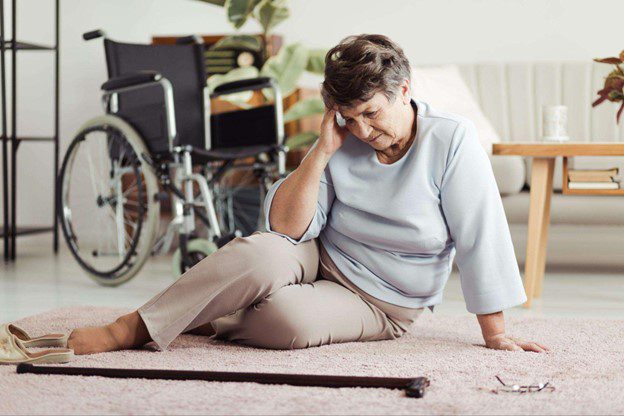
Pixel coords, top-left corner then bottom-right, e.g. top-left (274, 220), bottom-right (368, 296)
top-left (1, 306), bottom-right (623, 415)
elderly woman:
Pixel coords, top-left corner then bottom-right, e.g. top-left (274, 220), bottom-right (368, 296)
top-left (68, 34), bottom-right (548, 355)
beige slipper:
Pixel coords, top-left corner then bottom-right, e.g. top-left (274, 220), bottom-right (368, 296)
top-left (5, 324), bottom-right (69, 348)
top-left (0, 325), bottom-right (73, 365)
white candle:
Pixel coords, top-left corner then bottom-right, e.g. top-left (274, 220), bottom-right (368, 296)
top-left (541, 105), bottom-right (569, 141)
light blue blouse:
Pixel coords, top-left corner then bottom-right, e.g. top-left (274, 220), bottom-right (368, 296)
top-left (264, 99), bottom-right (527, 314)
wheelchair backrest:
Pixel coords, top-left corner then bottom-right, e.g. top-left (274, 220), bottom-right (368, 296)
top-left (209, 105), bottom-right (279, 149)
top-left (105, 39), bottom-right (207, 154)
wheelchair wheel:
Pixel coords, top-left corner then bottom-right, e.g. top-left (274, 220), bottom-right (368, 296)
top-left (213, 164), bottom-right (273, 237)
top-left (57, 115), bottom-right (160, 286)
top-left (171, 238), bottom-right (218, 278)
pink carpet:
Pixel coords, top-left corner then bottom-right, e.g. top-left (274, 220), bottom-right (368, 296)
top-left (1, 306), bottom-right (623, 415)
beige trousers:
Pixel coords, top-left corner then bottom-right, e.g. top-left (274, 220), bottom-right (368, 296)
top-left (138, 232), bottom-right (423, 350)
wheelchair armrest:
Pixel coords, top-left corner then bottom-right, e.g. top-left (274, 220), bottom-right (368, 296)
top-left (211, 77), bottom-right (276, 97)
top-left (101, 71), bottom-right (162, 92)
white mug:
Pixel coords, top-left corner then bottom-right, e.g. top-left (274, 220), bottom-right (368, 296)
top-left (541, 105), bottom-right (569, 141)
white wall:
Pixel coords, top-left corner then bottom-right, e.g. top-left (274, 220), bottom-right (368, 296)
top-left (1, 0), bottom-right (233, 229)
top-left (287, 0), bottom-right (620, 63)
top-left (1, 0), bottom-right (622, 227)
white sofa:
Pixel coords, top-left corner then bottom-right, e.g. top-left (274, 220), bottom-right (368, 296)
top-left (455, 61), bottom-right (624, 268)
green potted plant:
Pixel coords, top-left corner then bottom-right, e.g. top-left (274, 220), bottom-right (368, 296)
top-left (197, 0), bottom-right (326, 161)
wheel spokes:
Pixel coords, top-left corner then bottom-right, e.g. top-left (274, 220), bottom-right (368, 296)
top-left (60, 127), bottom-right (147, 276)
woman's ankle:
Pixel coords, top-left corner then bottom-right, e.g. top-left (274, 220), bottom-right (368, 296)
top-left (109, 311), bottom-right (151, 349)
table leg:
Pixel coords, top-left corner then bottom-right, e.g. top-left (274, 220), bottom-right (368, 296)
top-left (534, 159), bottom-right (555, 299)
top-left (523, 157), bottom-right (555, 308)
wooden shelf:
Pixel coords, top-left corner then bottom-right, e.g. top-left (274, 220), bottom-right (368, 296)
top-left (561, 157), bottom-right (624, 196)
top-left (493, 142), bottom-right (624, 157)
top-left (16, 136), bottom-right (55, 142)
top-left (1, 0), bottom-right (61, 261)
top-left (0, 226), bottom-right (53, 238)
top-left (562, 188), bottom-right (624, 195)
top-left (1, 40), bottom-right (56, 51)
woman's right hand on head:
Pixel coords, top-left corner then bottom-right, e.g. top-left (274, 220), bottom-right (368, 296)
top-left (317, 108), bottom-right (349, 156)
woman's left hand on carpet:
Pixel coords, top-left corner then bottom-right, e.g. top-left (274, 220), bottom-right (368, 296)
top-left (485, 334), bottom-right (551, 353)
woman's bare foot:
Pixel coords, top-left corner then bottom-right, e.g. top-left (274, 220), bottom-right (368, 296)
top-left (68, 311), bottom-right (151, 355)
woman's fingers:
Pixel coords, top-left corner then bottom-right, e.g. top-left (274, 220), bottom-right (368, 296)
top-left (518, 341), bottom-right (546, 353)
top-left (498, 340), bottom-right (522, 351)
top-left (535, 342), bottom-right (551, 352)
top-left (488, 336), bottom-right (551, 353)
top-left (321, 108), bottom-right (336, 127)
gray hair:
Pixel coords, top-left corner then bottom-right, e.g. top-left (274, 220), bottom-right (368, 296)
top-left (321, 34), bottom-right (411, 108)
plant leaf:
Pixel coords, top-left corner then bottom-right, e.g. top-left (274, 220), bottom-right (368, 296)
top-left (283, 97), bottom-right (325, 122)
top-left (207, 66), bottom-right (260, 106)
top-left (306, 48), bottom-right (327, 74)
top-left (285, 131), bottom-right (319, 149)
top-left (254, 0), bottom-right (290, 35)
top-left (261, 43), bottom-right (308, 99)
top-left (617, 102), bottom-right (624, 124)
top-left (592, 94), bottom-right (608, 107)
top-left (194, 0), bottom-right (227, 6)
top-left (225, 0), bottom-right (262, 29)
top-left (607, 90), bottom-right (623, 101)
top-left (211, 35), bottom-right (262, 52)
top-left (593, 57), bottom-right (622, 64)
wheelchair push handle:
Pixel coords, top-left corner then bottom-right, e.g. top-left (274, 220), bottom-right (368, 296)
top-left (83, 29), bottom-right (106, 41)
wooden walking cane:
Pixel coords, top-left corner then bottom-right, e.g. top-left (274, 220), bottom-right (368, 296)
top-left (17, 363), bottom-right (430, 398)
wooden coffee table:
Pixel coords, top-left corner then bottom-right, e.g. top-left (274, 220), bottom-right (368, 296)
top-left (492, 142), bottom-right (624, 308)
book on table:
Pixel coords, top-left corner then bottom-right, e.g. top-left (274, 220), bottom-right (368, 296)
top-left (567, 166), bottom-right (621, 189)
top-left (567, 181), bottom-right (620, 190)
top-left (568, 167), bottom-right (619, 182)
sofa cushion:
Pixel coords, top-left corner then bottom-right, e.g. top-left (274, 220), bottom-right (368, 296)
top-left (411, 65), bottom-right (501, 154)
top-left (490, 155), bottom-right (526, 195)
top-left (502, 191), bottom-right (624, 225)
top-left (508, 223), bottom-right (624, 268)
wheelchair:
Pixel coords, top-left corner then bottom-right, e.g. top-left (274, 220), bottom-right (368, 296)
top-left (57, 30), bottom-right (288, 286)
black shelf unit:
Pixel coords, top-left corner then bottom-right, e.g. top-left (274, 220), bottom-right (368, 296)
top-left (1, 0), bottom-right (60, 261)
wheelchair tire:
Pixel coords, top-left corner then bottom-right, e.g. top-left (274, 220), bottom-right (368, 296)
top-left (57, 115), bottom-right (160, 286)
top-left (171, 238), bottom-right (218, 278)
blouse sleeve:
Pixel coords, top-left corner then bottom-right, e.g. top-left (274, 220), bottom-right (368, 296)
top-left (439, 120), bottom-right (527, 314)
top-left (263, 142), bottom-right (335, 244)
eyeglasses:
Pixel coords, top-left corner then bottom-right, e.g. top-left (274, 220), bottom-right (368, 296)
top-left (494, 375), bottom-right (555, 394)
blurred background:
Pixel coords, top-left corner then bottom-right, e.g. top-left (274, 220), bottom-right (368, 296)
top-left (1, 0), bottom-right (623, 321)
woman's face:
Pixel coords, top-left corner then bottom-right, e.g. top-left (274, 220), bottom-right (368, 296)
top-left (337, 81), bottom-right (412, 150)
